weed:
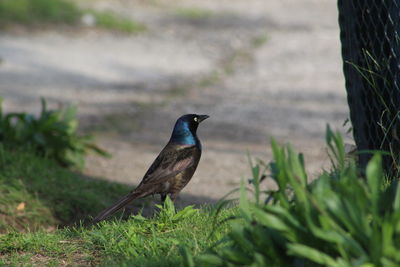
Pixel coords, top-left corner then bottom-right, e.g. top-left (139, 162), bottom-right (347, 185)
top-left (187, 127), bottom-right (400, 266)
top-left (0, 98), bottom-right (108, 169)
top-left (90, 11), bottom-right (146, 34)
top-left (0, 194), bottom-right (235, 265)
top-left (175, 8), bottom-right (214, 19)
top-left (346, 50), bottom-right (400, 177)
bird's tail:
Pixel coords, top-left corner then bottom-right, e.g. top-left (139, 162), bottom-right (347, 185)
top-left (92, 192), bottom-right (143, 223)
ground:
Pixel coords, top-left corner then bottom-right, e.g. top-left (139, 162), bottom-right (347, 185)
top-left (0, 0), bottom-right (350, 205)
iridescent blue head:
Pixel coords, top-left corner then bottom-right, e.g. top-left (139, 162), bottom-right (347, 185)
top-left (169, 114), bottom-right (209, 146)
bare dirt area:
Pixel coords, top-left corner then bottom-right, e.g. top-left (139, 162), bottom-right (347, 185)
top-left (0, 0), bottom-right (351, 205)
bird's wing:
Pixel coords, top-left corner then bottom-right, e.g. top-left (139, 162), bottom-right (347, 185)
top-left (92, 144), bottom-right (199, 223)
top-left (139, 144), bottom-right (199, 186)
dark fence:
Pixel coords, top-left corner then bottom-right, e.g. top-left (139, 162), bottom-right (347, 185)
top-left (338, 0), bottom-right (400, 175)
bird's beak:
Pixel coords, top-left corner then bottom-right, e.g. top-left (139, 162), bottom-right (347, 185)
top-left (198, 115), bottom-right (209, 122)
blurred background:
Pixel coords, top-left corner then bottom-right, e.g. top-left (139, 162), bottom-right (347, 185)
top-left (0, 0), bottom-right (350, 203)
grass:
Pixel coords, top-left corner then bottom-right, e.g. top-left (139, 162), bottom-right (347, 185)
top-left (88, 11), bottom-right (146, 34)
top-left (5, 124), bottom-right (398, 266)
top-left (0, 145), bottom-right (128, 233)
top-left (346, 49), bottom-right (400, 177)
top-left (0, 206), bottom-right (235, 266)
top-left (0, 146), bottom-right (235, 265)
top-left (0, 0), bottom-right (146, 34)
top-left (0, 0), bottom-right (81, 26)
top-left (187, 127), bottom-right (400, 266)
top-left (175, 7), bottom-right (214, 19)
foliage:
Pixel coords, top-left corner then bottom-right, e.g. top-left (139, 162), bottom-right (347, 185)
top-left (192, 127), bottom-right (400, 266)
top-left (155, 196), bottom-right (199, 224)
top-left (0, 98), bottom-right (108, 168)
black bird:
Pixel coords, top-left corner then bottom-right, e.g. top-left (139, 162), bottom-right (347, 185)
top-left (93, 114), bottom-right (209, 223)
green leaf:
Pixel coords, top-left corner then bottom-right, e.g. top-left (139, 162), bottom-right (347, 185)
top-left (252, 206), bottom-right (291, 233)
top-left (287, 146), bottom-right (307, 186)
top-left (172, 205), bottom-right (197, 222)
top-left (180, 245), bottom-right (195, 267)
top-left (239, 178), bottom-right (251, 221)
top-left (263, 205), bottom-right (305, 233)
top-left (287, 244), bottom-right (339, 266)
top-left (228, 223), bottom-right (254, 252)
top-left (393, 180), bottom-right (400, 212)
top-left (366, 154), bottom-right (383, 215)
top-left (196, 254), bottom-right (224, 266)
top-left (157, 195), bottom-right (176, 220)
top-left (219, 247), bottom-right (252, 264)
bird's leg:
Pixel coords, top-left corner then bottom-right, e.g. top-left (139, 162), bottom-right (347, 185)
top-left (160, 193), bottom-right (167, 204)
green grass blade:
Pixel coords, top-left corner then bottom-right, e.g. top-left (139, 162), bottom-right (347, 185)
top-left (366, 154), bottom-right (383, 216)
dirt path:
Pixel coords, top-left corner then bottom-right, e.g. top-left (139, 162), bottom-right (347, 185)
top-left (0, 0), bottom-right (350, 204)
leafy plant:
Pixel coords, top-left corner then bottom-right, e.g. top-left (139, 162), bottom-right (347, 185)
top-left (155, 196), bottom-right (199, 224)
top-left (189, 127), bottom-right (400, 266)
top-left (0, 98), bottom-right (109, 168)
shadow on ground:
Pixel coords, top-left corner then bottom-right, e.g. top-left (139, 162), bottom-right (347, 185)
top-left (79, 174), bottom-right (221, 225)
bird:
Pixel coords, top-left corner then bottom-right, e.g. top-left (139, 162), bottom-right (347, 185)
top-left (92, 114), bottom-right (209, 223)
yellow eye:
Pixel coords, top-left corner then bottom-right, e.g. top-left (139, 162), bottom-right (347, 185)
top-left (194, 117), bottom-right (198, 122)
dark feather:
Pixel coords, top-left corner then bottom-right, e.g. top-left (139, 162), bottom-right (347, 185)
top-left (92, 114), bottom-right (208, 223)
top-left (140, 144), bottom-right (198, 185)
top-left (92, 191), bottom-right (143, 223)
top-left (92, 144), bottom-right (201, 222)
